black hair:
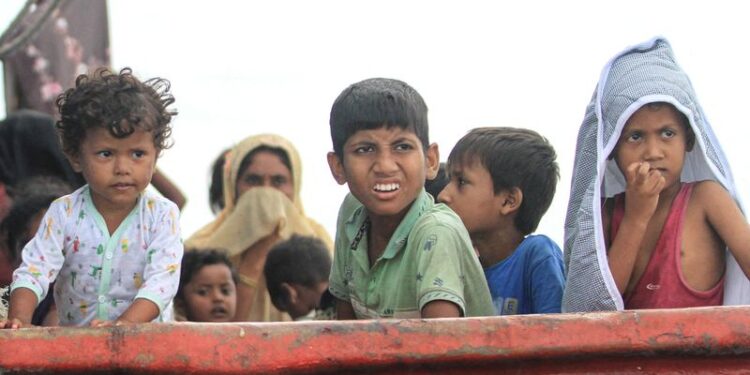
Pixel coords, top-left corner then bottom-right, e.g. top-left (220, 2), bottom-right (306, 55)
top-left (177, 249), bottom-right (238, 301)
top-left (329, 78), bottom-right (429, 158)
top-left (2, 176), bottom-right (72, 262)
top-left (235, 145), bottom-right (292, 200)
top-left (447, 127), bottom-right (559, 235)
top-left (209, 148), bottom-right (230, 215)
top-left (425, 162), bottom-right (448, 199)
top-left (56, 67), bottom-right (177, 157)
top-left (263, 235), bottom-right (331, 309)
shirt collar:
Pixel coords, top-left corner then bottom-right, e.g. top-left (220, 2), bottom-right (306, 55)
top-left (345, 189), bottom-right (432, 259)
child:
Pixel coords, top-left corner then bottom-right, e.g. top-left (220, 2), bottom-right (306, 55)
top-left (326, 77), bottom-right (494, 319)
top-left (438, 127), bottom-right (565, 315)
top-left (1, 176), bottom-right (73, 326)
top-left (564, 37), bottom-right (750, 312)
top-left (1, 67), bottom-right (183, 328)
top-left (264, 235), bottom-right (334, 320)
top-left (176, 249), bottom-right (237, 322)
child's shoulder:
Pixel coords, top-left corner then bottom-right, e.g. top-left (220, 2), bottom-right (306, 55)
top-left (516, 234), bottom-right (563, 260)
top-left (691, 180), bottom-right (729, 197)
top-left (140, 188), bottom-right (180, 212)
top-left (413, 200), bottom-right (465, 233)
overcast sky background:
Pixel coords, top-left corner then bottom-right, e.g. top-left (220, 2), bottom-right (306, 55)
top-left (2, 1), bottom-right (750, 247)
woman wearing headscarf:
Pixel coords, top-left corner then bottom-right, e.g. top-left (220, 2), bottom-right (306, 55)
top-left (185, 134), bottom-right (332, 321)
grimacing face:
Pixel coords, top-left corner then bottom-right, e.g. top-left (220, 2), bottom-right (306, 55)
top-left (328, 126), bottom-right (439, 222)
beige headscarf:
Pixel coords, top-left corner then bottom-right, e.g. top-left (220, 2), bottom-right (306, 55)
top-left (185, 134), bottom-right (332, 322)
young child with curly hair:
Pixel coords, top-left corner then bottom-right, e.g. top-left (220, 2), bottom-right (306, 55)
top-left (1, 67), bottom-right (183, 328)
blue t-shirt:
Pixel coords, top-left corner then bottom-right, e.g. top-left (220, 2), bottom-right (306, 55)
top-left (484, 234), bottom-right (565, 315)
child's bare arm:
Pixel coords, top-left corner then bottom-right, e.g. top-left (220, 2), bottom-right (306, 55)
top-left (335, 299), bottom-right (356, 320)
top-left (2, 288), bottom-right (38, 328)
top-left (699, 181), bottom-right (750, 278)
top-left (607, 162), bottom-right (664, 294)
top-left (421, 300), bottom-right (461, 318)
top-left (91, 299), bottom-right (160, 327)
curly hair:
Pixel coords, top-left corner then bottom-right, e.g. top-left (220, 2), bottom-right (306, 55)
top-left (55, 67), bottom-right (177, 156)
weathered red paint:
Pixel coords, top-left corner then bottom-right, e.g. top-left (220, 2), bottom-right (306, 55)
top-left (2, 306), bottom-right (750, 374)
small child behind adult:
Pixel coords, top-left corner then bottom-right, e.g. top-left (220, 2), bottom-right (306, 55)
top-left (176, 249), bottom-right (237, 322)
top-left (439, 127), bottom-right (565, 315)
top-left (0, 176), bottom-right (73, 325)
top-left (1, 67), bottom-right (183, 328)
top-left (326, 77), bottom-right (494, 319)
top-left (264, 235), bottom-right (334, 321)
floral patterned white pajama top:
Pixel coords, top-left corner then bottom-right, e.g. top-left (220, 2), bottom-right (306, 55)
top-left (11, 185), bottom-right (183, 326)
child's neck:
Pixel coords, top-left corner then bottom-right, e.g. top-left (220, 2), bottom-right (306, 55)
top-left (473, 226), bottom-right (524, 268)
top-left (366, 214), bottom-right (404, 267)
top-left (657, 181), bottom-right (682, 209)
top-left (93, 199), bottom-right (138, 235)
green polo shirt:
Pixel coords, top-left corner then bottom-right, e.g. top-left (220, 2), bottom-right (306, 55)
top-left (329, 190), bottom-right (494, 318)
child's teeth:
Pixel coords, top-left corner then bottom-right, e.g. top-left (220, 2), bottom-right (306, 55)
top-left (375, 183), bottom-right (399, 192)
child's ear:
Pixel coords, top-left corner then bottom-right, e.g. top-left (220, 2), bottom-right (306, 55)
top-left (66, 153), bottom-right (83, 173)
top-left (685, 132), bottom-right (696, 152)
top-left (499, 187), bottom-right (523, 215)
top-left (327, 152), bottom-right (347, 185)
top-left (281, 282), bottom-right (298, 305)
top-left (425, 143), bottom-right (440, 180)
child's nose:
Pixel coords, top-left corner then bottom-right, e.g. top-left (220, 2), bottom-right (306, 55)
top-left (113, 156), bottom-right (130, 174)
top-left (437, 187), bottom-right (451, 204)
top-left (643, 139), bottom-right (665, 160)
top-left (373, 150), bottom-right (398, 174)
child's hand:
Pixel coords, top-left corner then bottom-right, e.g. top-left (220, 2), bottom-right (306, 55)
top-left (90, 318), bottom-right (136, 327)
top-left (90, 319), bottom-right (114, 328)
top-left (0, 318), bottom-right (30, 329)
top-left (624, 161), bottom-right (664, 221)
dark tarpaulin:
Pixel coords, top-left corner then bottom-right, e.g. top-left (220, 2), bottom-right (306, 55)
top-left (0, 109), bottom-right (83, 190)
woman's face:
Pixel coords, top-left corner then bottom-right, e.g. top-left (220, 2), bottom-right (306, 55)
top-left (236, 150), bottom-right (294, 201)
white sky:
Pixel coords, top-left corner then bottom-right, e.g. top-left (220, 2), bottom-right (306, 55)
top-left (2, 1), bottom-right (750, 247)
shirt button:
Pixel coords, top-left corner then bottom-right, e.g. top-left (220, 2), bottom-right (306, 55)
top-left (98, 295), bottom-right (106, 303)
top-left (105, 252), bottom-right (113, 260)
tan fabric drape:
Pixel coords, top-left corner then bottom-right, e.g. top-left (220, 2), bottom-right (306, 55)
top-left (185, 134), bottom-right (332, 322)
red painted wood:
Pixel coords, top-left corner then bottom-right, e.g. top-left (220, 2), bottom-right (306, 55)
top-left (2, 306), bottom-right (750, 374)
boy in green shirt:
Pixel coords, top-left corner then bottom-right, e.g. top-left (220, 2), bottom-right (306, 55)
top-left (326, 78), bottom-right (494, 319)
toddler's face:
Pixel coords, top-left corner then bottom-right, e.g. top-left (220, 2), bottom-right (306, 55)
top-left (183, 264), bottom-right (237, 322)
top-left (438, 159), bottom-right (504, 238)
top-left (69, 127), bottom-right (157, 213)
top-left (235, 150), bottom-right (294, 202)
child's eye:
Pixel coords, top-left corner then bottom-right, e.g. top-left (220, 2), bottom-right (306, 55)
top-left (132, 150), bottom-right (146, 159)
top-left (394, 143), bottom-right (413, 152)
top-left (625, 132), bottom-right (642, 142)
top-left (96, 150), bottom-right (112, 158)
top-left (457, 177), bottom-right (468, 187)
top-left (221, 287), bottom-right (234, 296)
top-left (196, 289), bottom-right (208, 296)
top-left (661, 129), bottom-right (676, 138)
top-left (354, 145), bottom-right (374, 154)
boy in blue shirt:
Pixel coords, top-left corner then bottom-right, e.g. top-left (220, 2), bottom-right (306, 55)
top-left (326, 78), bottom-right (494, 319)
top-left (438, 127), bottom-right (564, 315)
